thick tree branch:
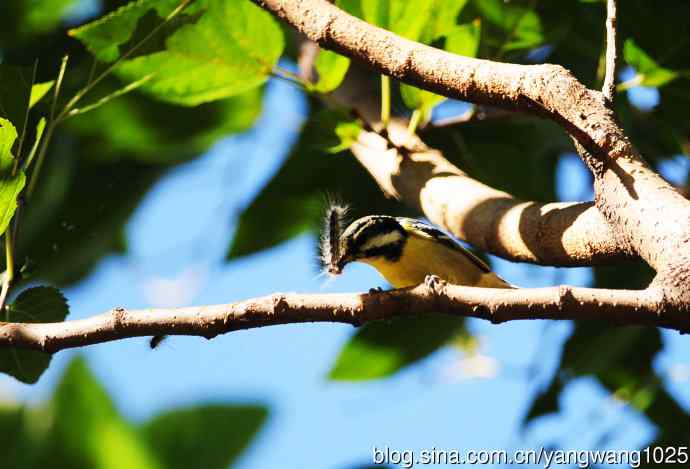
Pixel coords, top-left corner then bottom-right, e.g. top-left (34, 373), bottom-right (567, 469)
top-left (602, 0), bottom-right (618, 105)
top-left (252, 0), bottom-right (632, 170)
top-left (0, 283), bottom-right (682, 353)
top-left (352, 122), bottom-right (633, 266)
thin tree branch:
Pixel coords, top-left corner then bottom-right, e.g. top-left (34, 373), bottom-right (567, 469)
top-left (351, 121), bottom-right (633, 266)
top-left (0, 283), bottom-right (681, 353)
top-left (602, 0), bottom-right (618, 105)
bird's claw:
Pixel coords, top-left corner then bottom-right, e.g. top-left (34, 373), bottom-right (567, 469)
top-left (368, 286), bottom-right (384, 294)
top-left (424, 275), bottom-right (446, 293)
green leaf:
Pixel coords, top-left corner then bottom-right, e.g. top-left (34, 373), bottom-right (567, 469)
top-left (401, 21), bottom-right (481, 118)
top-left (8, 286), bottom-right (69, 323)
top-left (424, 116), bottom-right (568, 201)
top-left (68, 84), bottom-right (263, 162)
top-left (445, 20), bottom-right (482, 57)
top-left (0, 119), bottom-right (27, 235)
top-left (623, 39), bottom-right (679, 88)
top-left (0, 65), bottom-right (33, 133)
top-left (307, 109), bottom-right (362, 153)
top-left (470, 0), bottom-right (543, 52)
top-left (17, 156), bottom-right (163, 285)
top-left (20, 0), bottom-right (78, 34)
top-left (29, 81), bottom-right (54, 109)
top-left (361, 0), bottom-right (434, 41)
top-left (336, 0), bottom-right (364, 18)
top-left (329, 315), bottom-right (465, 381)
top-left (68, 0), bottom-right (184, 62)
top-left (52, 357), bottom-right (162, 469)
top-left (115, 0), bottom-right (284, 105)
top-left (422, 0), bottom-right (470, 42)
top-left (0, 286), bottom-right (69, 384)
top-left (141, 405), bottom-right (269, 469)
top-left (314, 50), bottom-right (351, 93)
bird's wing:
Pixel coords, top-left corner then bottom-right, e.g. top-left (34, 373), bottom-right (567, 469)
top-left (397, 218), bottom-right (492, 273)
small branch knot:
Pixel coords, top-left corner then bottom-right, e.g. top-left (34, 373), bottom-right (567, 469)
top-left (557, 285), bottom-right (575, 311)
top-left (272, 295), bottom-right (289, 315)
top-left (112, 307), bottom-right (126, 330)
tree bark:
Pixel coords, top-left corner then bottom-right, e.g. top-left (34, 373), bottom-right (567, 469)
top-left (0, 282), bottom-right (679, 353)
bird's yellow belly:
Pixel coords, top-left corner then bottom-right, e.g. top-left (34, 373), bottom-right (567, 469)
top-left (362, 236), bottom-right (508, 288)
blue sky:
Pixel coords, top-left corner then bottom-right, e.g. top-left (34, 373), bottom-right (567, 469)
top-left (1, 75), bottom-right (689, 468)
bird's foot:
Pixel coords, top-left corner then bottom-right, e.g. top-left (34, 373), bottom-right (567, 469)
top-left (368, 286), bottom-right (384, 294)
top-left (424, 275), bottom-right (446, 294)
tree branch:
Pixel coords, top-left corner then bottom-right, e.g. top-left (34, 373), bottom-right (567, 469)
top-left (0, 283), bottom-right (682, 353)
top-left (352, 122), bottom-right (633, 266)
top-left (251, 0), bottom-right (631, 171)
top-left (602, 0), bottom-right (618, 105)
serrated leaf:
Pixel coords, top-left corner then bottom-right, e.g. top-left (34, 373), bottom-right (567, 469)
top-left (141, 405), bottom-right (268, 469)
top-left (29, 81), bottom-right (54, 109)
top-left (329, 315), bottom-right (465, 381)
top-left (0, 119), bottom-right (27, 236)
top-left (115, 0), bottom-right (283, 105)
top-left (0, 286), bottom-right (69, 384)
top-left (314, 50), bottom-right (350, 93)
top-left (624, 39), bottom-right (679, 88)
top-left (8, 286), bottom-right (69, 322)
top-left (69, 0), bottom-right (184, 62)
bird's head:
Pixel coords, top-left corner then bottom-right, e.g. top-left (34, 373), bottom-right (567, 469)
top-left (327, 215), bottom-right (408, 275)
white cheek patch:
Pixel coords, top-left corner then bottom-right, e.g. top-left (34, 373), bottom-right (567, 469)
top-left (360, 230), bottom-right (404, 251)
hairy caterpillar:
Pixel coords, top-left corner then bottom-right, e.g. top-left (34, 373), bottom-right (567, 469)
top-left (319, 200), bottom-right (350, 276)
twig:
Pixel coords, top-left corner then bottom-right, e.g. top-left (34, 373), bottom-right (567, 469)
top-left (380, 75), bottom-right (391, 127)
top-left (602, 0), bottom-right (618, 105)
top-left (0, 283), bottom-right (680, 354)
top-left (0, 230), bottom-right (15, 311)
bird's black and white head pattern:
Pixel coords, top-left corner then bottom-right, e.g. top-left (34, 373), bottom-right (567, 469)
top-left (330, 215), bottom-right (408, 274)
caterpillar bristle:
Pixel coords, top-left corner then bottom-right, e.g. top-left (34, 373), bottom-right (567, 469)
top-left (319, 200), bottom-right (350, 276)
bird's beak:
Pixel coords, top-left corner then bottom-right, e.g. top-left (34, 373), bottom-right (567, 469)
top-left (328, 256), bottom-right (348, 275)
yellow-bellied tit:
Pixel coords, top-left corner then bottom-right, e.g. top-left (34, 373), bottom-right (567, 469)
top-left (321, 208), bottom-right (512, 289)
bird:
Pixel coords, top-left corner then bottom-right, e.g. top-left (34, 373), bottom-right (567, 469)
top-left (322, 211), bottom-right (512, 289)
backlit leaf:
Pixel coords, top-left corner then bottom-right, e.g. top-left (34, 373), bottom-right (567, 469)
top-left (0, 286), bottom-right (69, 384)
top-left (115, 0), bottom-right (283, 105)
top-left (329, 315), bottom-right (465, 380)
